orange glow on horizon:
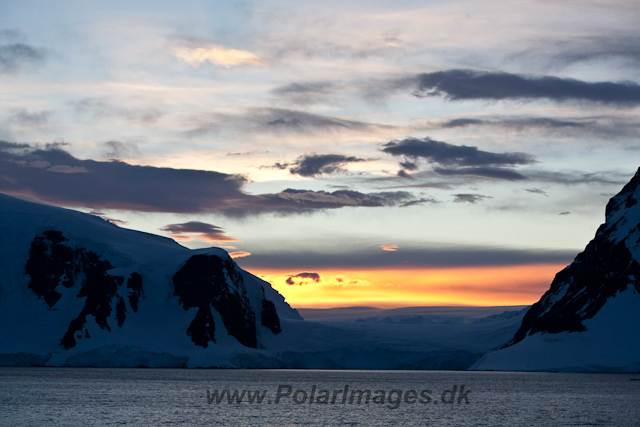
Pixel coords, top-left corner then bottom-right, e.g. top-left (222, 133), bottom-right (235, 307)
top-left (252, 264), bottom-right (566, 308)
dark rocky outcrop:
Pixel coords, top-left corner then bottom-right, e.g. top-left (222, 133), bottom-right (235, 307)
top-left (126, 272), bottom-right (143, 312)
top-left (261, 298), bottom-right (281, 334)
top-left (187, 306), bottom-right (216, 348)
top-left (505, 168), bottom-right (640, 348)
top-left (26, 230), bottom-right (77, 308)
top-left (173, 254), bottom-right (259, 348)
top-left (25, 230), bottom-right (144, 349)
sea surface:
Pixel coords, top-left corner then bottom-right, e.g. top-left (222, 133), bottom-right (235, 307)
top-left (1, 368), bottom-right (639, 426)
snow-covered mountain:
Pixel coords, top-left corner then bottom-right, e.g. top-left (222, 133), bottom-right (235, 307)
top-left (0, 192), bottom-right (526, 369)
top-left (472, 168), bottom-right (640, 372)
top-left (0, 193), bottom-right (301, 367)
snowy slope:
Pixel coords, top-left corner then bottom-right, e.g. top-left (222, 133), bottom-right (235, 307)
top-left (472, 168), bottom-right (640, 372)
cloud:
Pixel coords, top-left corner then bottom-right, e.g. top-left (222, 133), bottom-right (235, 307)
top-left (258, 30), bottom-right (402, 62)
top-left (382, 137), bottom-right (534, 167)
top-left (396, 170), bottom-right (413, 179)
top-left (431, 115), bottom-right (640, 140)
top-left (102, 141), bottom-right (140, 159)
top-left (247, 188), bottom-right (417, 217)
top-left (517, 35), bottom-right (640, 68)
top-left (558, 211), bottom-right (571, 216)
top-left (380, 244), bottom-right (398, 252)
top-left (412, 69), bottom-right (640, 106)
top-left (285, 272), bottom-right (321, 285)
top-left (271, 81), bottom-right (337, 105)
top-left (399, 161), bottom-right (419, 171)
top-left (453, 194), bottom-right (491, 203)
top-left (185, 108), bottom-right (390, 137)
top-left (173, 41), bottom-right (263, 67)
top-left (0, 41), bottom-right (46, 73)
top-left (0, 147), bottom-right (250, 213)
top-left (160, 221), bottom-right (239, 243)
top-left (226, 150), bottom-right (270, 156)
top-left (526, 188), bottom-right (549, 196)
top-left (8, 108), bottom-right (51, 126)
top-left (0, 147), bottom-right (422, 215)
top-left (229, 251), bottom-right (252, 259)
top-left (526, 170), bottom-right (629, 186)
top-left (0, 140), bottom-right (30, 151)
top-left (70, 98), bottom-right (163, 125)
top-left (238, 245), bottom-right (576, 269)
top-left (88, 211), bottom-right (128, 226)
top-left (434, 166), bottom-right (528, 181)
top-left (399, 198), bottom-right (439, 207)
top-left (439, 117), bottom-right (592, 131)
top-left (382, 137), bottom-right (533, 181)
top-left (44, 141), bottom-right (70, 150)
top-left (275, 153), bottom-right (368, 177)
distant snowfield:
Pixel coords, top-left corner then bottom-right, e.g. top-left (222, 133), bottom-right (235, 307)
top-left (298, 305), bottom-right (530, 323)
top-left (471, 286), bottom-right (640, 372)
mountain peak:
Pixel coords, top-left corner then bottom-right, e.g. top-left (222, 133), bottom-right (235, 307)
top-left (472, 168), bottom-right (640, 372)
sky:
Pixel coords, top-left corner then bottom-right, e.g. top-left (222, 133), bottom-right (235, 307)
top-left (1, 0), bottom-right (639, 308)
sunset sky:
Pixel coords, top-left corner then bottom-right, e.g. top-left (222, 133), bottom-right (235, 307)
top-left (1, 0), bottom-right (639, 307)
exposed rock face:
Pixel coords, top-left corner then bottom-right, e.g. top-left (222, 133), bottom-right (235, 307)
top-left (25, 230), bottom-right (143, 349)
top-left (505, 168), bottom-right (640, 348)
top-left (172, 254), bottom-right (258, 349)
top-left (261, 298), bottom-right (282, 334)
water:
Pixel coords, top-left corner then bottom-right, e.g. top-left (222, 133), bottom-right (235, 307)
top-left (1, 368), bottom-right (639, 426)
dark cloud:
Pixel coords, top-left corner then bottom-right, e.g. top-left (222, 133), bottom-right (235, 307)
top-left (160, 221), bottom-right (238, 242)
top-left (434, 166), bottom-right (528, 181)
top-left (236, 245), bottom-right (576, 269)
top-left (271, 81), bottom-right (337, 105)
top-left (382, 137), bottom-right (534, 167)
top-left (375, 181), bottom-right (455, 190)
top-left (526, 188), bottom-right (549, 196)
top-left (102, 141), bottom-right (140, 159)
top-left (0, 147), bottom-right (250, 213)
top-left (0, 41), bottom-right (46, 73)
top-left (247, 188), bottom-right (416, 217)
top-left (44, 141), bottom-right (70, 150)
top-left (440, 117), bottom-right (591, 130)
top-left (396, 170), bottom-right (413, 179)
top-left (276, 153), bottom-right (368, 177)
top-left (453, 194), bottom-right (491, 203)
top-left (440, 118), bottom-right (484, 128)
top-left (8, 108), bottom-right (52, 126)
top-left (70, 98), bottom-right (163, 125)
top-left (382, 137), bottom-right (533, 182)
top-left (399, 161), bottom-right (418, 171)
top-left (428, 114), bottom-right (640, 140)
top-left (399, 197), bottom-right (438, 207)
top-left (558, 211), bottom-right (571, 216)
top-left (185, 107), bottom-right (392, 137)
top-left (285, 272), bottom-right (321, 285)
top-left (0, 140), bottom-right (30, 150)
top-left (412, 69), bottom-right (640, 106)
top-left (0, 147), bottom-right (421, 215)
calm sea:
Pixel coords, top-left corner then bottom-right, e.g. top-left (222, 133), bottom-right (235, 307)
top-left (1, 368), bottom-right (639, 426)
